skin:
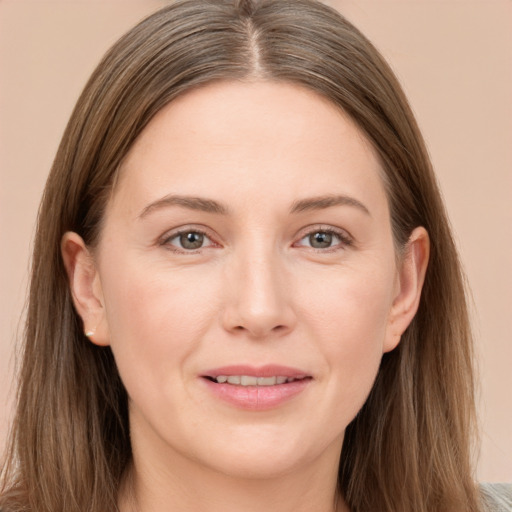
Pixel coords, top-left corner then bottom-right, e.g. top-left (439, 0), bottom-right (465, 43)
top-left (62, 81), bottom-right (429, 512)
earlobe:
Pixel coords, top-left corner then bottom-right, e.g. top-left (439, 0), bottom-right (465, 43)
top-left (61, 231), bottom-right (110, 346)
top-left (384, 226), bottom-right (430, 353)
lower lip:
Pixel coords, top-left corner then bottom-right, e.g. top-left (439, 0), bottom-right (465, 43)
top-left (201, 378), bottom-right (311, 411)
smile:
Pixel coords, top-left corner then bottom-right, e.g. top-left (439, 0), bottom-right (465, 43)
top-left (209, 375), bottom-right (306, 386)
top-left (201, 365), bottom-right (312, 410)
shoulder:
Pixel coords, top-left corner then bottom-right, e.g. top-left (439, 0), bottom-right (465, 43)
top-left (480, 483), bottom-right (512, 511)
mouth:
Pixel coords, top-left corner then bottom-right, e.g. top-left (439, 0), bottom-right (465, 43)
top-left (200, 365), bottom-right (312, 410)
top-left (204, 375), bottom-right (310, 386)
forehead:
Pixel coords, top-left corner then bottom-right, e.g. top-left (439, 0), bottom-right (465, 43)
top-left (111, 80), bottom-right (387, 218)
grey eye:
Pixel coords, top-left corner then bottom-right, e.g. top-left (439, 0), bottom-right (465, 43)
top-left (178, 231), bottom-right (204, 250)
top-left (308, 231), bottom-right (334, 248)
top-left (295, 229), bottom-right (351, 251)
top-left (164, 228), bottom-right (217, 253)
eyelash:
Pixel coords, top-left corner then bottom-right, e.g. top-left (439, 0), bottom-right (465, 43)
top-left (161, 227), bottom-right (218, 254)
top-left (160, 226), bottom-right (353, 254)
top-left (294, 226), bottom-right (353, 252)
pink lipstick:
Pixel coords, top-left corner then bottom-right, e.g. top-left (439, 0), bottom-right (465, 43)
top-left (200, 365), bottom-right (312, 410)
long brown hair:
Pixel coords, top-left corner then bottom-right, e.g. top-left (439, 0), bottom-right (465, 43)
top-left (0, 1), bottom-right (480, 511)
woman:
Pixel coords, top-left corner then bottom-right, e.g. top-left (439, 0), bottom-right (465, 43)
top-left (0, 0), bottom-right (506, 511)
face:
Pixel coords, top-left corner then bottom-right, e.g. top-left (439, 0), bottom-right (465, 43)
top-left (71, 81), bottom-right (422, 480)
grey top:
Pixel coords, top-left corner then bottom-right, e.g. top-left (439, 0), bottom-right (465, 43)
top-left (481, 483), bottom-right (512, 511)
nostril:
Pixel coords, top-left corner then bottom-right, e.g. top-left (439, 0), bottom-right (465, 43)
top-left (231, 323), bottom-right (288, 337)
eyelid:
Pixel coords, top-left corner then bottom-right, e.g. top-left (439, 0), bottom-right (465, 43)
top-left (158, 223), bottom-right (353, 253)
top-left (159, 224), bottom-right (221, 253)
top-left (293, 224), bottom-right (354, 250)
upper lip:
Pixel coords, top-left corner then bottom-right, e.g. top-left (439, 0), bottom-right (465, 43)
top-left (201, 365), bottom-right (310, 379)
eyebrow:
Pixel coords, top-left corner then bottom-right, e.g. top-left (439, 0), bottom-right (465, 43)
top-left (290, 195), bottom-right (371, 216)
top-left (138, 194), bottom-right (229, 219)
top-left (138, 193), bottom-right (370, 219)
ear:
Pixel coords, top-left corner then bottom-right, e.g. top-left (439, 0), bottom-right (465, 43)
top-left (61, 231), bottom-right (110, 346)
top-left (384, 226), bottom-right (430, 353)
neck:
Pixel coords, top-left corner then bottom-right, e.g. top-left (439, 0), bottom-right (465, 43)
top-left (119, 433), bottom-right (349, 512)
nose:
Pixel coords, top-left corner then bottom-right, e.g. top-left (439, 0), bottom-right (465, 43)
top-left (221, 247), bottom-right (297, 339)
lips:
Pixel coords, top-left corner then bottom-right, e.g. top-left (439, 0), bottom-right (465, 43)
top-left (210, 375), bottom-right (302, 386)
top-left (201, 365), bottom-right (312, 410)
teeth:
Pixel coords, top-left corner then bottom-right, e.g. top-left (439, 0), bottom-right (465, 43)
top-left (241, 376), bottom-right (258, 386)
top-left (257, 376), bottom-right (276, 386)
top-left (214, 375), bottom-right (299, 386)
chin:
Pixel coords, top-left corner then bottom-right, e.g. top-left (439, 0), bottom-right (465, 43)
top-left (203, 450), bottom-right (312, 480)
top-left (189, 428), bottom-right (342, 481)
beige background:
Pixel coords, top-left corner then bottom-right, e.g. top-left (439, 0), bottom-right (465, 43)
top-left (0, 0), bottom-right (510, 482)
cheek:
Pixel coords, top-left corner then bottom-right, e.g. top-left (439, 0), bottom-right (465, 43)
top-left (298, 261), bottom-right (396, 416)
top-left (99, 255), bottom-right (220, 388)
top-left (301, 259), bottom-right (395, 349)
